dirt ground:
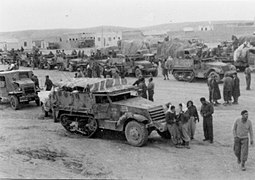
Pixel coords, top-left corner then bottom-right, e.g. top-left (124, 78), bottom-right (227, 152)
top-left (0, 64), bottom-right (254, 179)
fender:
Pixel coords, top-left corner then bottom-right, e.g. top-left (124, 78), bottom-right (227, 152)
top-left (116, 112), bottom-right (148, 127)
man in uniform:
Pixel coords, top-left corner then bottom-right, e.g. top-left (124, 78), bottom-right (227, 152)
top-left (45, 75), bottom-right (53, 91)
top-left (147, 77), bottom-right (154, 101)
top-left (138, 77), bottom-right (147, 99)
top-left (223, 74), bottom-right (233, 105)
top-left (232, 72), bottom-right (240, 104)
top-left (233, 110), bottom-right (253, 171)
top-left (200, 97), bottom-right (214, 143)
top-left (244, 65), bottom-right (251, 90)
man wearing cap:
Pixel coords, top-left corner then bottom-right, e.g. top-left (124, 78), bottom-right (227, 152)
top-left (232, 72), bottom-right (240, 104)
top-left (45, 75), bottom-right (53, 91)
top-left (233, 110), bottom-right (253, 171)
top-left (200, 97), bottom-right (214, 143)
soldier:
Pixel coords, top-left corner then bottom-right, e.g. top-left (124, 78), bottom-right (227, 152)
top-left (233, 110), bottom-right (253, 171)
top-left (210, 74), bottom-right (221, 106)
top-left (232, 72), bottom-right (240, 104)
top-left (187, 100), bottom-right (199, 140)
top-left (138, 77), bottom-right (147, 99)
top-left (165, 105), bottom-right (183, 148)
top-left (200, 97), bottom-right (214, 143)
top-left (161, 59), bottom-right (169, 80)
top-left (45, 75), bottom-right (53, 91)
top-left (133, 75), bottom-right (143, 86)
top-left (31, 73), bottom-right (39, 88)
top-left (177, 103), bottom-right (191, 149)
top-left (222, 73), bottom-right (233, 105)
top-left (244, 65), bottom-right (251, 90)
top-left (147, 77), bottom-right (154, 101)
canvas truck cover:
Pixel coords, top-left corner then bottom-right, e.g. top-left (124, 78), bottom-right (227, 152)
top-left (54, 78), bottom-right (135, 93)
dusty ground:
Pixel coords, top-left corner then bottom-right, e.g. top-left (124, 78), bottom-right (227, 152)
top-left (0, 64), bottom-right (255, 179)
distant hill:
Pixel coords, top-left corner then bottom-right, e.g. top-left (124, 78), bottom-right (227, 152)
top-left (0, 20), bottom-right (253, 41)
top-left (0, 26), bottom-right (135, 41)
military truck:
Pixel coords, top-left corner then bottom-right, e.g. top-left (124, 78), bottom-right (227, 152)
top-left (0, 70), bottom-right (40, 110)
top-left (52, 78), bottom-right (168, 147)
top-left (108, 54), bottom-right (158, 78)
top-left (143, 53), bottom-right (159, 65)
top-left (172, 48), bottom-right (233, 82)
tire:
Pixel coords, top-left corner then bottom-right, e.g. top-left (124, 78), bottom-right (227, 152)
top-left (125, 121), bottom-right (148, 147)
top-left (135, 68), bottom-right (142, 78)
top-left (10, 96), bottom-right (19, 110)
top-left (173, 71), bottom-right (181, 81)
top-left (152, 69), bottom-right (158, 77)
top-left (157, 130), bottom-right (171, 139)
top-left (69, 65), bottom-right (74, 72)
top-left (185, 71), bottom-right (195, 82)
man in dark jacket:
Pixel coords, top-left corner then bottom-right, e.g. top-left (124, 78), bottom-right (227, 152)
top-left (165, 105), bottom-right (183, 148)
top-left (223, 74), bottom-right (233, 105)
top-left (138, 77), bottom-right (147, 99)
top-left (187, 100), bottom-right (199, 140)
top-left (200, 97), bottom-right (214, 143)
top-left (45, 75), bottom-right (53, 91)
top-left (210, 75), bottom-right (221, 105)
top-left (232, 72), bottom-right (240, 104)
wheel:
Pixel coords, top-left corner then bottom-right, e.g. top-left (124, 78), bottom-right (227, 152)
top-left (78, 117), bottom-right (98, 138)
top-left (10, 96), bottom-right (19, 110)
top-left (157, 130), bottom-right (171, 139)
top-left (173, 71), bottom-right (181, 81)
top-left (125, 121), bottom-right (148, 147)
top-left (69, 65), bottom-right (74, 72)
top-left (184, 71), bottom-right (195, 82)
top-left (152, 69), bottom-right (158, 77)
top-left (60, 115), bottom-right (74, 133)
top-left (35, 98), bottom-right (40, 106)
top-left (135, 68), bottom-right (142, 78)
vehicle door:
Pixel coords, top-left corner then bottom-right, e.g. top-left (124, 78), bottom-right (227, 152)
top-left (94, 95), bottom-right (111, 120)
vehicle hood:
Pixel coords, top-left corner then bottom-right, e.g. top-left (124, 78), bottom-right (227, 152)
top-left (112, 96), bottom-right (162, 109)
top-left (14, 78), bottom-right (35, 86)
top-left (135, 60), bottom-right (151, 65)
top-left (206, 62), bottom-right (228, 66)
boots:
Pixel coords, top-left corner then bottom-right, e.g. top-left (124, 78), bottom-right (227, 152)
top-left (241, 162), bottom-right (246, 171)
top-left (184, 142), bottom-right (190, 149)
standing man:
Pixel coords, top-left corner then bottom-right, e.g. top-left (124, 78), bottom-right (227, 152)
top-left (45, 75), bottom-right (53, 91)
top-left (200, 97), bottom-right (214, 143)
top-left (244, 65), bottom-right (251, 90)
top-left (232, 72), bottom-right (240, 104)
top-left (31, 73), bottom-right (39, 89)
top-left (161, 59), bottom-right (169, 80)
top-left (187, 100), bottom-right (199, 140)
top-left (147, 77), bottom-right (154, 101)
top-left (165, 105), bottom-right (183, 148)
top-left (223, 74), bottom-right (233, 105)
top-left (233, 110), bottom-right (253, 171)
top-left (138, 77), bottom-right (147, 99)
top-left (210, 74), bottom-right (221, 105)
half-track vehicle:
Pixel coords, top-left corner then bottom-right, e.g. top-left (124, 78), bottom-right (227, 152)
top-left (0, 70), bottom-right (40, 110)
top-left (52, 78), bottom-right (169, 146)
top-left (172, 48), bottom-right (233, 82)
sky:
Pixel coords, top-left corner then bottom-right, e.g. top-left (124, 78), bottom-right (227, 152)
top-left (0, 0), bottom-right (255, 32)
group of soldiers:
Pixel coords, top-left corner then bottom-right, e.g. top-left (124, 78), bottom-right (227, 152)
top-left (207, 65), bottom-right (252, 106)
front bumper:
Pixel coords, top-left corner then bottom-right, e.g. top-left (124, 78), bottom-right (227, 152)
top-left (146, 119), bottom-right (167, 132)
top-left (19, 94), bottom-right (39, 102)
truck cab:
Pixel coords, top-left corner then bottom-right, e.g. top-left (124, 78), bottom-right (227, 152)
top-left (0, 70), bottom-right (40, 110)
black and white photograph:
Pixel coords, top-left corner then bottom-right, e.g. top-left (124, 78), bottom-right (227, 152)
top-left (0, 0), bottom-right (254, 179)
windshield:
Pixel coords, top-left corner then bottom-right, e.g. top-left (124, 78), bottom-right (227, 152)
top-left (110, 92), bottom-right (137, 102)
top-left (19, 72), bottom-right (29, 79)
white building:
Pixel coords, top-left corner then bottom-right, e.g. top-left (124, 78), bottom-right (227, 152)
top-left (94, 31), bottom-right (122, 49)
